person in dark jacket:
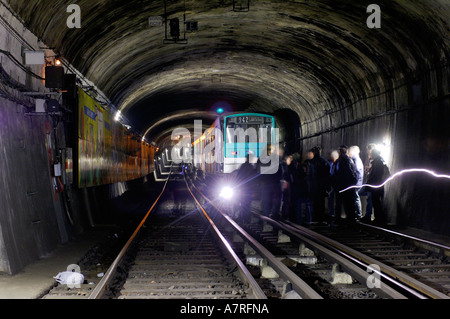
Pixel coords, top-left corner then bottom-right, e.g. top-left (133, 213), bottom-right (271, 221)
top-left (281, 155), bottom-right (293, 219)
top-left (360, 143), bottom-right (376, 222)
top-left (258, 145), bottom-right (283, 219)
top-left (292, 159), bottom-right (313, 225)
top-left (328, 150), bottom-right (341, 224)
top-left (366, 147), bottom-right (389, 224)
top-left (334, 145), bottom-right (358, 223)
top-left (288, 155), bottom-right (300, 221)
top-left (310, 146), bottom-right (330, 224)
top-left (236, 153), bottom-right (257, 223)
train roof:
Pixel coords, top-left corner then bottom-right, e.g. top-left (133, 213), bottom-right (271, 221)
top-left (222, 112), bottom-right (273, 118)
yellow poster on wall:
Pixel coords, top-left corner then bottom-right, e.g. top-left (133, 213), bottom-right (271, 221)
top-left (78, 88), bottom-right (101, 187)
top-left (77, 88), bottom-right (155, 188)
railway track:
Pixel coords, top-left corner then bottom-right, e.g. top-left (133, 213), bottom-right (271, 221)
top-left (252, 215), bottom-right (449, 299)
top-left (66, 168), bottom-right (262, 299)
top-left (189, 178), bottom-right (402, 299)
top-left (299, 221), bottom-right (450, 298)
top-left (189, 175), bottom-right (450, 299)
top-left (90, 174), bottom-right (265, 299)
top-left (42, 168), bottom-right (449, 300)
top-left (117, 204), bottom-right (251, 299)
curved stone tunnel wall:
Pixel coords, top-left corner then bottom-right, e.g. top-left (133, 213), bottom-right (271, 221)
top-left (0, 0), bottom-right (448, 277)
top-left (7, 1), bottom-right (449, 130)
top-left (299, 62), bottom-right (449, 234)
top-left (5, 0), bottom-right (448, 235)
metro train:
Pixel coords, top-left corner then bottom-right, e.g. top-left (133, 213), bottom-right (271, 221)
top-left (192, 113), bottom-right (277, 189)
top-left (77, 88), bottom-right (155, 188)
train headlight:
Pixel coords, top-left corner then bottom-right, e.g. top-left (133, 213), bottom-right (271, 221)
top-left (219, 186), bottom-right (234, 200)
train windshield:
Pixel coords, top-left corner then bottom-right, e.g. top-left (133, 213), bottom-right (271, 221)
top-left (225, 116), bottom-right (273, 144)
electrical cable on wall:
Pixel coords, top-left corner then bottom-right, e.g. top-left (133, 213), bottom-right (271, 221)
top-left (0, 11), bottom-right (35, 50)
top-left (0, 49), bottom-right (45, 80)
top-left (0, 64), bottom-right (34, 107)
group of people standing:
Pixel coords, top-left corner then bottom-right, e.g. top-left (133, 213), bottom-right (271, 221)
top-left (274, 144), bottom-right (390, 226)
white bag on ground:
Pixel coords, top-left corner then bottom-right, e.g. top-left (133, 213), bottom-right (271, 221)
top-left (53, 271), bottom-right (84, 287)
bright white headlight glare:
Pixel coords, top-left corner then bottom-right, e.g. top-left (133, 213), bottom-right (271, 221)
top-left (219, 186), bottom-right (234, 199)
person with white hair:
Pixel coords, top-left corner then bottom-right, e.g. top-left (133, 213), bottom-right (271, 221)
top-left (348, 146), bottom-right (364, 219)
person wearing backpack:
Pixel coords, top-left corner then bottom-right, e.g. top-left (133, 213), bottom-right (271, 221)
top-left (366, 147), bottom-right (390, 225)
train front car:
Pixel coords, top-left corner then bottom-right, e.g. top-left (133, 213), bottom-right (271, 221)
top-left (223, 113), bottom-right (275, 174)
top-left (216, 113), bottom-right (276, 219)
top-left (193, 113), bottom-right (276, 205)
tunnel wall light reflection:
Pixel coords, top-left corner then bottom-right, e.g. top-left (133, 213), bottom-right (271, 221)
top-left (339, 168), bottom-right (450, 193)
top-left (114, 110), bottom-right (121, 122)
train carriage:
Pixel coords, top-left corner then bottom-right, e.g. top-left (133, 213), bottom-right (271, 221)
top-left (193, 113), bottom-right (276, 176)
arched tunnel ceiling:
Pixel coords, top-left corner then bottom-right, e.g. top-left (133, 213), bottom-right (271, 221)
top-left (7, 0), bottom-right (450, 142)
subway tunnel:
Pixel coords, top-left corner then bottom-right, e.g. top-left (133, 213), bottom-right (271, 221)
top-left (0, 0), bottom-right (449, 298)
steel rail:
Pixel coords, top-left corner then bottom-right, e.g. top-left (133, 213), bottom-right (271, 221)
top-left (188, 178), bottom-right (323, 299)
top-left (252, 213), bottom-right (408, 299)
top-left (357, 221), bottom-right (450, 253)
top-left (88, 167), bottom-right (173, 299)
top-left (281, 219), bottom-right (450, 299)
top-left (184, 177), bottom-right (267, 299)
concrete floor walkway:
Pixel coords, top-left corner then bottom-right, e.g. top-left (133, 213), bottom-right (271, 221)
top-left (0, 228), bottom-right (112, 299)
